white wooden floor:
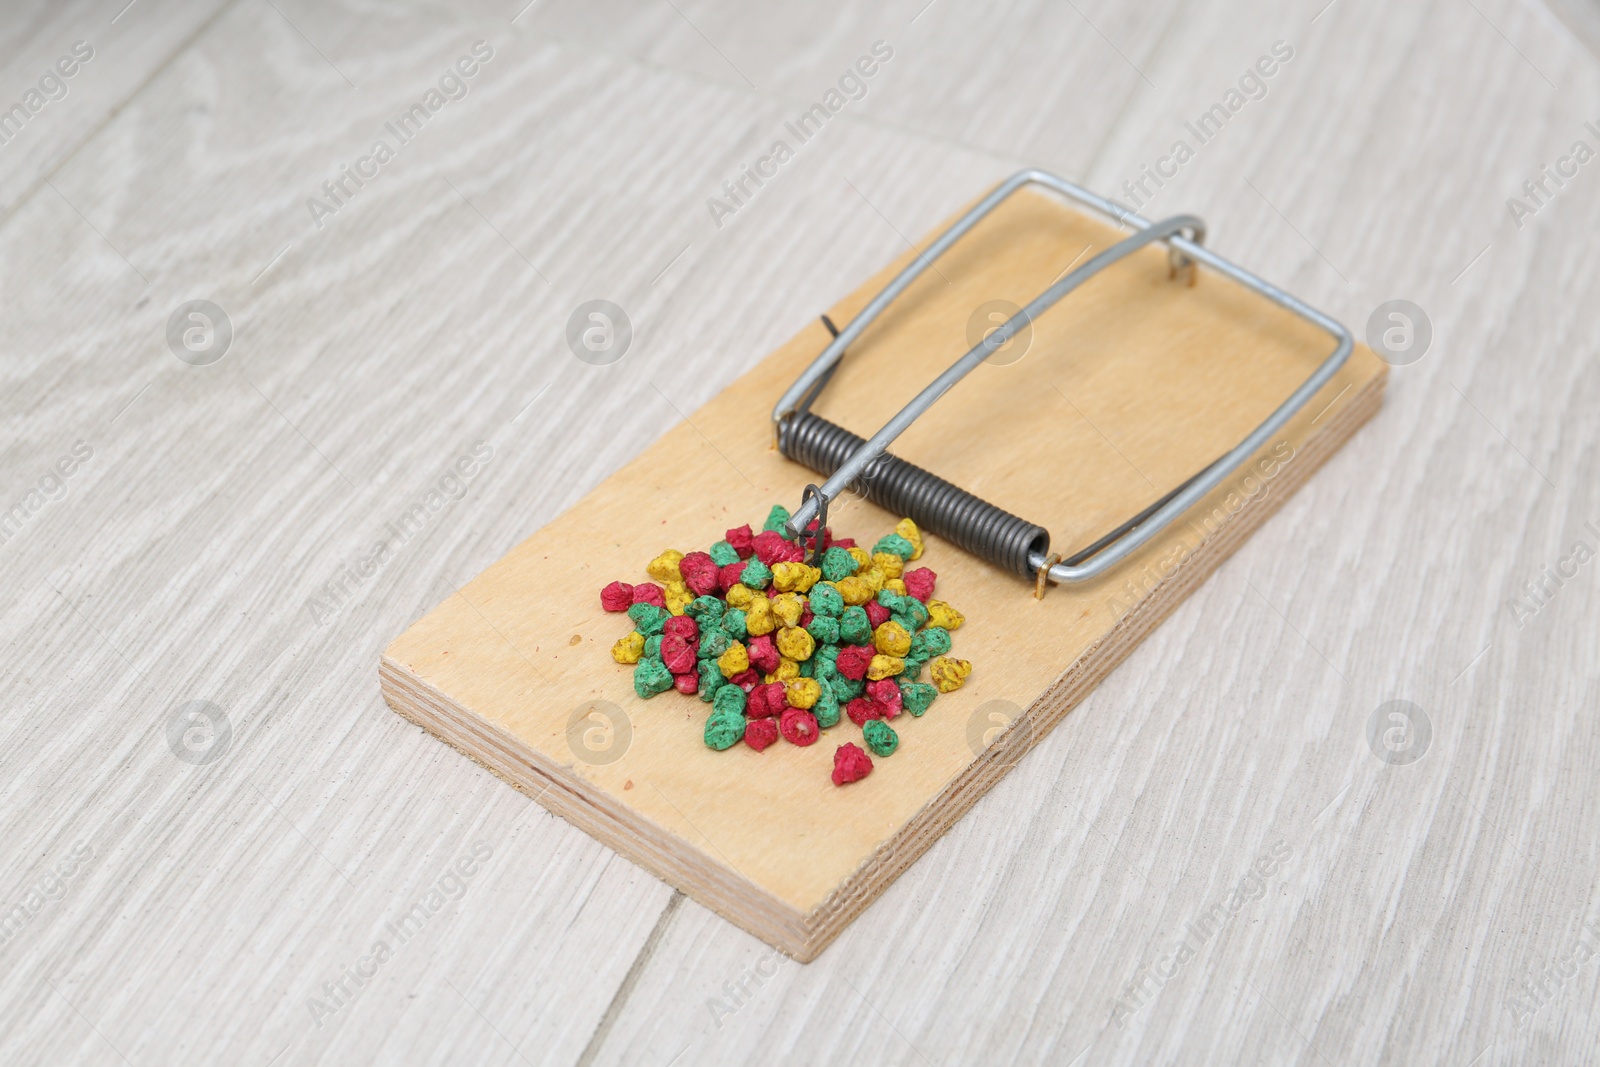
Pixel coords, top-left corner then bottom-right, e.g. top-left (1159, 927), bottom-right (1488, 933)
top-left (3, 0), bottom-right (1598, 1063)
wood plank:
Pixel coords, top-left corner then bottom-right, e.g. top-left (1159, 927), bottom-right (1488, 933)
top-left (382, 181), bottom-right (1386, 959)
top-left (519, 0), bottom-right (1187, 175)
top-left (0, 0), bottom-right (231, 219)
top-left (580, 2), bottom-right (1600, 1063)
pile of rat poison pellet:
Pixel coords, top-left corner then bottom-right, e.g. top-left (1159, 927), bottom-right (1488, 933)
top-left (599, 506), bottom-right (971, 785)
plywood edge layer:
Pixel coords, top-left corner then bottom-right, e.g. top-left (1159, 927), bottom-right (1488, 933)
top-left (378, 660), bottom-right (818, 957)
top-left (797, 368), bottom-right (1389, 951)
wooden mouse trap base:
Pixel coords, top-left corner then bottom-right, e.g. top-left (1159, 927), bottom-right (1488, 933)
top-left (380, 185), bottom-right (1387, 961)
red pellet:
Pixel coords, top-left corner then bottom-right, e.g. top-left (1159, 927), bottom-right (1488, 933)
top-left (632, 582), bottom-right (665, 608)
top-left (780, 707), bottom-right (820, 746)
top-left (726, 524), bottom-right (755, 559)
top-left (745, 718), bottom-right (779, 751)
top-left (752, 530), bottom-right (790, 565)
top-left (866, 679), bottom-right (902, 719)
top-left (601, 581), bottom-right (634, 612)
top-left (661, 633), bottom-right (696, 674)
top-left (864, 601), bottom-right (890, 628)
top-left (799, 606), bottom-right (814, 628)
top-left (832, 537), bottom-right (856, 549)
top-left (718, 562), bottom-right (746, 592)
top-left (747, 634), bottom-right (780, 674)
top-left (832, 742), bottom-right (873, 785)
top-left (728, 669), bottom-right (760, 692)
top-left (663, 615), bottom-right (698, 642)
top-left (797, 518), bottom-right (830, 552)
top-left (903, 567), bottom-right (936, 602)
top-left (753, 531), bottom-right (806, 566)
top-left (679, 551), bottom-right (720, 596)
top-left (747, 682), bottom-right (786, 718)
top-left (835, 644), bottom-right (874, 681)
top-left (846, 697), bottom-right (881, 726)
top-left (673, 672), bottom-right (699, 695)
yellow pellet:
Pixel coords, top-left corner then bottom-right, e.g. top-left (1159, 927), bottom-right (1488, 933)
top-left (745, 596), bottom-right (776, 636)
top-left (873, 620), bottom-right (911, 657)
top-left (847, 546), bottom-right (871, 570)
top-left (770, 657), bottom-right (801, 682)
top-left (836, 576), bottom-right (873, 605)
top-left (770, 592), bottom-right (805, 628)
top-left (884, 578), bottom-right (908, 596)
top-left (895, 517), bottom-right (924, 560)
top-left (647, 550), bottom-right (684, 584)
top-left (611, 632), bottom-right (644, 664)
top-left (718, 642), bottom-right (749, 676)
top-left (770, 563), bottom-right (821, 594)
top-left (929, 656), bottom-right (972, 692)
top-left (725, 583), bottom-right (755, 609)
top-left (858, 567), bottom-right (885, 594)
top-left (927, 599), bottom-right (965, 631)
top-left (776, 626), bottom-right (815, 661)
top-left (871, 551), bottom-right (904, 580)
top-left (771, 562), bottom-right (809, 593)
top-left (784, 677), bottom-right (821, 709)
top-left (664, 580), bottom-right (694, 616)
top-left (867, 654), bottom-right (905, 680)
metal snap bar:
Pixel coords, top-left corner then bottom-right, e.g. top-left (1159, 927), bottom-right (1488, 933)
top-left (773, 169), bottom-right (1352, 591)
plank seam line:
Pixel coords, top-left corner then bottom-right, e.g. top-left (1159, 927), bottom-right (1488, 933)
top-left (1078, 0), bottom-right (1193, 184)
top-left (0, 0), bottom-right (243, 236)
top-left (525, 27), bottom-right (1037, 174)
top-left (573, 890), bottom-right (684, 1067)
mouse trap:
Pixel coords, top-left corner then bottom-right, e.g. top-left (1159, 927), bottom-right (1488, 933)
top-left (381, 170), bottom-right (1386, 960)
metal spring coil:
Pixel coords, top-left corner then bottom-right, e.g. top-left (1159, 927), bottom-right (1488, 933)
top-left (778, 412), bottom-right (1050, 577)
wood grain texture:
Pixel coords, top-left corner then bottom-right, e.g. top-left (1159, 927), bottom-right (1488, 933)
top-left (1, 0), bottom-right (1598, 1063)
top-left (0, 0), bottom-right (231, 219)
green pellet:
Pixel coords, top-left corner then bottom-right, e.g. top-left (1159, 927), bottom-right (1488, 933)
top-left (839, 606), bottom-right (872, 646)
top-left (740, 558), bottom-right (772, 590)
top-left (899, 680), bottom-right (937, 716)
top-left (712, 682), bottom-right (746, 717)
top-left (798, 657), bottom-right (814, 678)
top-left (686, 595), bottom-right (724, 621)
top-left (721, 609), bottom-right (748, 640)
top-left (830, 675), bottom-right (864, 702)
top-left (644, 634), bottom-right (663, 659)
top-left (763, 504), bottom-right (792, 536)
top-left (898, 598), bottom-right (930, 630)
top-left (819, 547), bottom-right (858, 583)
top-left (900, 653), bottom-right (926, 680)
top-left (697, 659), bottom-right (724, 701)
top-left (815, 643), bottom-right (841, 664)
top-left (813, 685), bottom-right (841, 728)
top-left (698, 630), bottom-right (731, 659)
top-left (806, 616), bottom-right (840, 646)
top-left (704, 709), bottom-right (746, 750)
top-left (809, 582), bottom-right (844, 617)
top-left (633, 657), bottom-right (673, 698)
top-left (709, 540), bottom-right (741, 566)
top-left (872, 533), bottom-right (916, 560)
top-left (862, 718), bottom-right (899, 756)
top-left (912, 626), bottom-right (951, 658)
top-left (627, 603), bottom-right (668, 637)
